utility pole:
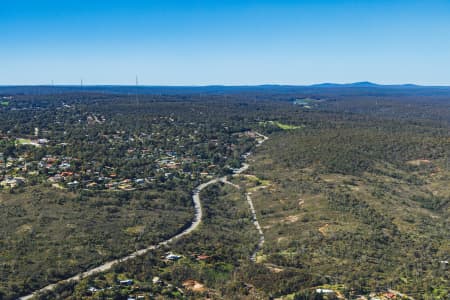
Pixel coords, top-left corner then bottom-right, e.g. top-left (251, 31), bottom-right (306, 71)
top-left (134, 76), bottom-right (140, 134)
top-left (135, 75), bottom-right (139, 106)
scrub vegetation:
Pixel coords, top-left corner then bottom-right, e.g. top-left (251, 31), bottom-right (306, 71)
top-left (0, 87), bottom-right (449, 299)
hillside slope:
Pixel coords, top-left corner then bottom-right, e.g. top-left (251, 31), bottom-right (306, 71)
top-left (248, 123), bottom-right (449, 298)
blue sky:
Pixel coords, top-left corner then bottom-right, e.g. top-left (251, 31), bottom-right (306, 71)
top-left (1, 0), bottom-right (450, 85)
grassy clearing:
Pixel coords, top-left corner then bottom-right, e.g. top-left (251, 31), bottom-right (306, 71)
top-left (16, 138), bottom-right (33, 144)
top-left (124, 225), bottom-right (146, 235)
top-left (259, 120), bottom-right (304, 130)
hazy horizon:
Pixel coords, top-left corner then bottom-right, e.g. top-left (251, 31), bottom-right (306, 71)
top-left (0, 81), bottom-right (448, 88)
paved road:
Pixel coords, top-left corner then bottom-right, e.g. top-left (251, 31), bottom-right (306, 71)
top-left (19, 176), bottom-right (222, 300)
top-left (19, 132), bottom-right (269, 300)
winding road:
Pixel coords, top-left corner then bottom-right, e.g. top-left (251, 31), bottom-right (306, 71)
top-left (19, 178), bottom-right (212, 300)
top-left (19, 132), bottom-right (268, 300)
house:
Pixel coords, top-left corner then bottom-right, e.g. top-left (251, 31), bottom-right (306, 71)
top-left (196, 255), bottom-right (211, 261)
top-left (48, 174), bottom-right (64, 183)
top-left (67, 180), bottom-right (79, 187)
top-left (165, 253), bottom-right (182, 261)
top-left (0, 177), bottom-right (25, 188)
top-left (383, 292), bottom-right (396, 299)
top-left (44, 156), bottom-right (57, 164)
top-left (119, 279), bottom-right (134, 286)
top-left (152, 276), bottom-right (162, 285)
top-left (59, 162), bottom-right (71, 170)
top-left (316, 288), bottom-right (334, 294)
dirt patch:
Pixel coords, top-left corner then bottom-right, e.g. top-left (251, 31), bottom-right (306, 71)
top-left (124, 225), bottom-right (145, 235)
top-left (318, 223), bottom-right (329, 236)
top-left (277, 236), bottom-right (287, 243)
top-left (284, 215), bottom-right (299, 223)
top-left (349, 185), bottom-right (360, 191)
top-left (249, 185), bottom-right (268, 192)
top-left (52, 183), bottom-right (66, 190)
top-left (182, 280), bottom-right (206, 292)
top-left (265, 264), bottom-right (284, 273)
top-left (16, 224), bottom-right (33, 234)
top-left (406, 159), bottom-right (432, 166)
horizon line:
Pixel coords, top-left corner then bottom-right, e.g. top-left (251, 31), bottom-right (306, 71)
top-left (1, 81), bottom-right (450, 88)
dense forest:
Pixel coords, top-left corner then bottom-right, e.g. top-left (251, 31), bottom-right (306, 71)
top-left (0, 88), bottom-right (448, 299)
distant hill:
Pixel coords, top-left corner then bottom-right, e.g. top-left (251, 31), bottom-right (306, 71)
top-left (311, 81), bottom-right (424, 88)
top-left (311, 81), bottom-right (381, 88)
top-left (1, 82), bottom-right (450, 96)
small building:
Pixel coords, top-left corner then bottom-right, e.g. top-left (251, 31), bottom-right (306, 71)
top-left (135, 178), bottom-right (145, 184)
top-left (67, 180), bottom-right (79, 187)
top-left (86, 182), bottom-right (98, 188)
top-left (119, 279), bottom-right (134, 286)
top-left (196, 255), bottom-right (211, 261)
top-left (0, 177), bottom-right (25, 188)
top-left (48, 174), bottom-right (64, 183)
top-left (152, 276), bottom-right (163, 285)
top-left (165, 253), bottom-right (182, 261)
top-left (59, 162), bottom-right (71, 170)
top-left (316, 288), bottom-right (334, 294)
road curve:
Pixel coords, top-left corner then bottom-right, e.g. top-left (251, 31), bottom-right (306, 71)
top-left (19, 177), bottom-right (221, 300)
top-left (19, 132), bottom-right (269, 300)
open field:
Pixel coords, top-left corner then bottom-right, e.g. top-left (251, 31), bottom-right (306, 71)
top-left (259, 121), bottom-right (304, 130)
